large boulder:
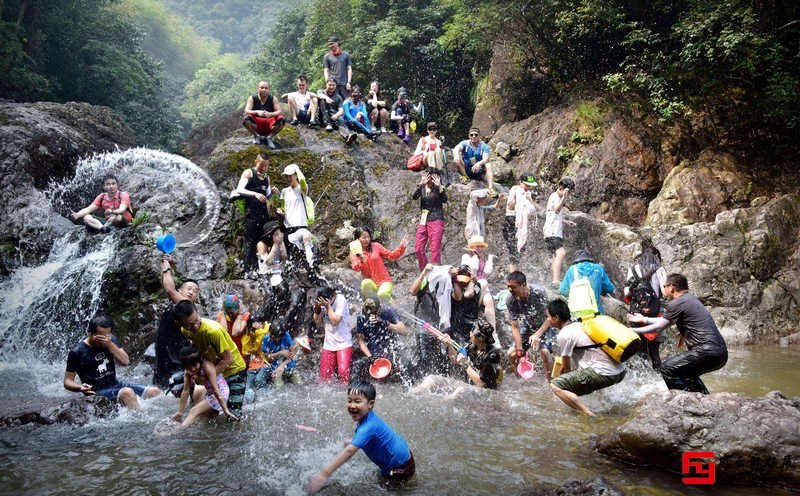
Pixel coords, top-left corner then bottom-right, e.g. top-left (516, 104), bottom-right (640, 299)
top-left (596, 391), bottom-right (800, 489)
top-left (0, 101), bottom-right (135, 274)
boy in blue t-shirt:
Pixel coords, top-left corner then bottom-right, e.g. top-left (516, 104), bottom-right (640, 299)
top-left (307, 382), bottom-right (415, 493)
top-left (261, 320), bottom-right (303, 387)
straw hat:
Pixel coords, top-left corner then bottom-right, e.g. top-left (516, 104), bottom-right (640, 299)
top-left (465, 235), bottom-right (488, 250)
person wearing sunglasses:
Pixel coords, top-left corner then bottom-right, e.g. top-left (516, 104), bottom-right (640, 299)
top-left (454, 127), bottom-right (495, 194)
top-left (412, 122), bottom-right (445, 172)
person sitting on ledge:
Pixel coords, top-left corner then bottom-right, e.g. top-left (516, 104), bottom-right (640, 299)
top-left (243, 80), bottom-right (285, 149)
top-left (69, 175), bottom-right (132, 233)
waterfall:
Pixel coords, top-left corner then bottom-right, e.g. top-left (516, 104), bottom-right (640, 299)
top-left (0, 148), bottom-right (221, 361)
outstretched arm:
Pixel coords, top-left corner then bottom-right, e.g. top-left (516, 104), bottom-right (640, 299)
top-left (307, 444), bottom-right (359, 493)
top-left (627, 314), bottom-right (671, 335)
top-left (161, 257), bottom-right (184, 304)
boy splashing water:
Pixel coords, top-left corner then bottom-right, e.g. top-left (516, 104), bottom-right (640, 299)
top-left (307, 383), bottom-right (415, 492)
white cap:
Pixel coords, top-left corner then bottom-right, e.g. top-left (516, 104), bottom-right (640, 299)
top-left (282, 163), bottom-right (300, 176)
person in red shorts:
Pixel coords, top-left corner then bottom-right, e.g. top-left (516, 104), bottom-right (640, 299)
top-left (243, 80), bottom-right (285, 149)
top-left (69, 175), bottom-right (132, 232)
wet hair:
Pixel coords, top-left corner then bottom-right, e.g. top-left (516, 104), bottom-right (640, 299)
top-left (369, 80), bottom-right (381, 93)
top-left (102, 175), bottom-right (118, 184)
top-left (547, 299), bottom-right (571, 322)
top-left (472, 318), bottom-right (495, 346)
top-left (88, 314), bottom-right (113, 334)
top-left (559, 177), bottom-right (576, 190)
top-left (362, 296), bottom-right (380, 315)
top-left (666, 273), bottom-right (689, 291)
top-left (347, 382), bottom-right (376, 401)
top-left (318, 286), bottom-right (336, 301)
top-left (506, 271), bottom-right (527, 286)
top-left (269, 320), bottom-right (287, 339)
top-left (179, 345), bottom-right (201, 367)
top-left (173, 300), bottom-right (197, 320)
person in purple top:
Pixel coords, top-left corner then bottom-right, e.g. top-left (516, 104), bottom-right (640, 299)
top-left (307, 382), bottom-right (415, 493)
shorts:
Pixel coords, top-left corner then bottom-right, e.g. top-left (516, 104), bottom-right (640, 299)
top-left (544, 236), bottom-right (563, 253)
top-left (551, 367), bottom-right (626, 396)
top-left (94, 382), bottom-right (148, 400)
top-left (205, 374), bottom-right (230, 412)
top-left (465, 164), bottom-right (486, 181)
top-left (244, 114), bottom-right (284, 135)
top-left (381, 452), bottom-right (416, 489)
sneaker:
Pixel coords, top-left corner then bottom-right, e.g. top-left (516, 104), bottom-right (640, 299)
top-left (289, 118), bottom-right (299, 126)
top-left (370, 134), bottom-right (379, 143)
top-left (460, 175), bottom-right (471, 184)
top-left (397, 129), bottom-right (405, 137)
top-left (325, 124), bottom-right (334, 131)
top-left (309, 120), bottom-right (319, 128)
top-left (265, 136), bottom-right (276, 150)
top-left (345, 133), bottom-right (357, 146)
top-left (380, 127), bottom-right (388, 133)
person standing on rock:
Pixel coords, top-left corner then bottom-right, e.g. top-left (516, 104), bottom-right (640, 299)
top-left (243, 81), bottom-right (285, 149)
top-left (154, 258), bottom-right (200, 389)
top-left (235, 153), bottom-right (279, 277)
top-left (314, 286), bottom-right (353, 384)
top-left (503, 175), bottom-right (538, 272)
top-left (627, 273), bottom-right (728, 394)
top-left (544, 177), bottom-right (576, 288)
top-left (173, 300), bottom-right (248, 417)
top-left (65, 314), bottom-right (160, 409)
top-left (412, 168), bottom-right (447, 271)
top-left (69, 175), bottom-right (133, 233)
top-left (277, 163), bottom-right (316, 271)
top-left (323, 35), bottom-right (352, 102)
top-left (550, 298), bottom-right (627, 417)
top-left (559, 249), bottom-right (615, 315)
top-left (454, 128), bottom-right (495, 193)
top-left (624, 242), bottom-right (668, 370)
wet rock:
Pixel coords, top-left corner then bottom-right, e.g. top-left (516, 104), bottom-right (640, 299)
top-left (0, 396), bottom-right (116, 427)
top-left (779, 332), bottom-right (800, 347)
top-left (0, 101), bottom-right (134, 274)
top-left (645, 150), bottom-right (752, 226)
top-left (595, 391), bottom-right (800, 488)
top-left (522, 476), bottom-right (625, 496)
top-left (495, 141), bottom-right (512, 160)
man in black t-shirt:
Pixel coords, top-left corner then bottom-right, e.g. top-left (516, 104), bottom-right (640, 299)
top-left (504, 271), bottom-right (550, 371)
top-left (323, 35), bottom-right (352, 101)
top-left (64, 315), bottom-right (160, 409)
top-left (628, 273), bottom-right (727, 394)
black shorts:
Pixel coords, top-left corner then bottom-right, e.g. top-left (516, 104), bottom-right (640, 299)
top-left (544, 236), bottom-right (563, 253)
top-left (382, 452), bottom-right (416, 489)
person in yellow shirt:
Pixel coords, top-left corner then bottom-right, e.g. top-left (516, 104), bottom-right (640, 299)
top-left (174, 300), bottom-right (247, 417)
top-left (241, 321), bottom-right (271, 404)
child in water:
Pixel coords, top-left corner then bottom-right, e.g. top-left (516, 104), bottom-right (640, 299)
top-left (172, 346), bottom-right (238, 426)
top-left (261, 320), bottom-right (303, 387)
top-left (307, 382), bottom-right (415, 493)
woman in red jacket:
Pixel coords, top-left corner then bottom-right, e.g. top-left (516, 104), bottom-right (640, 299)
top-left (349, 227), bottom-right (408, 300)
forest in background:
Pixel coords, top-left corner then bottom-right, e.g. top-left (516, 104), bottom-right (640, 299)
top-left (1, 0), bottom-right (798, 160)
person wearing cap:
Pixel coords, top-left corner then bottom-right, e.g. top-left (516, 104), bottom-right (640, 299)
top-left (412, 122), bottom-right (445, 171)
top-left (464, 188), bottom-right (505, 241)
top-left (243, 81), bottom-right (285, 149)
top-left (353, 297), bottom-right (408, 382)
top-left (559, 249), bottom-right (615, 315)
top-left (503, 175), bottom-right (538, 272)
top-left (504, 271), bottom-right (549, 372)
top-left (390, 88), bottom-right (422, 143)
top-left (544, 177), bottom-right (576, 286)
top-left (278, 163), bottom-right (317, 270)
top-left (323, 35), bottom-right (352, 101)
top-left (454, 128), bottom-right (495, 192)
top-left (282, 75), bottom-right (319, 127)
top-left (342, 85), bottom-right (377, 143)
top-left (235, 153), bottom-right (280, 275)
top-left (350, 226), bottom-right (408, 300)
top-left (215, 294), bottom-right (250, 356)
top-left (257, 220), bottom-right (287, 278)
top-left (412, 168), bottom-right (447, 271)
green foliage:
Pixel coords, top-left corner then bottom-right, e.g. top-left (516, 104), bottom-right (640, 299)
top-left (557, 145), bottom-right (577, 162)
top-left (182, 53), bottom-right (253, 126)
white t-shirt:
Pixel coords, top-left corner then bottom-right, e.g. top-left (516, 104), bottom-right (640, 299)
top-left (543, 191), bottom-right (564, 238)
top-left (322, 294), bottom-right (352, 351)
top-left (288, 91), bottom-right (313, 111)
top-left (281, 185), bottom-right (308, 228)
top-left (625, 265), bottom-right (668, 297)
top-left (505, 185), bottom-right (531, 216)
top-left (556, 322), bottom-right (625, 376)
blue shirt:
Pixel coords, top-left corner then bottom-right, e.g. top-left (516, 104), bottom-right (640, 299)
top-left (343, 99), bottom-right (372, 133)
top-left (351, 410), bottom-right (411, 475)
top-left (559, 261), bottom-right (615, 314)
top-left (457, 140), bottom-right (490, 167)
top-left (261, 333), bottom-right (296, 372)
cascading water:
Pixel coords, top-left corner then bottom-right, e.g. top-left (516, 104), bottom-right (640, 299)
top-left (0, 148), bottom-right (220, 370)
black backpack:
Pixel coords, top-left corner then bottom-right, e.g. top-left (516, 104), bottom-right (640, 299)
top-left (628, 266), bottom-right (661, 317)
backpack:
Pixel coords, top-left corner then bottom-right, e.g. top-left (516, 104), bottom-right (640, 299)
top-left (628, 265), bottom-right (661, 317)
top-left (567, 265), bottom-right (598, 320)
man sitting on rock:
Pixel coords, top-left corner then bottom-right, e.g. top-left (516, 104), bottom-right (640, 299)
top-left (69, 175), bottom-right (132, 232)
top-left (64, 315), bottom-right (160, 409)
top-left (454, 128), bottom-right (495, 193)
top-left (627, 273), bottom-right (728, 394)
top-left (282, 75), bottom-right (318, 127)
top-left (550, 299), bottom-right (626, 417)
top-left (243, 80), bottom-right (285, 149)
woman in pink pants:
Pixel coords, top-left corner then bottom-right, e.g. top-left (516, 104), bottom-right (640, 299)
top-left (413, 168), bottom-right (447, 270)
top-left (313, 286), bottom-right (352, 383)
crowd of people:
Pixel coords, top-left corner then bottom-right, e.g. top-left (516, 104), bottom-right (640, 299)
top-left (61, 34), bottom-right (729, 493)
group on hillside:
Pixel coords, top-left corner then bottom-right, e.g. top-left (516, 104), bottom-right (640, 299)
top-left (61, 32), bottom-right (730, 494)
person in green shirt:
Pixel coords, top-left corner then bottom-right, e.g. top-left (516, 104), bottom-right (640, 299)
top-left (174, 300), bottom-right (247, 417)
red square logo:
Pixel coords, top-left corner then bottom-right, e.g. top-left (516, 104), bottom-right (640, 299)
top-left (682, 451), bottom-right (716, 485)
